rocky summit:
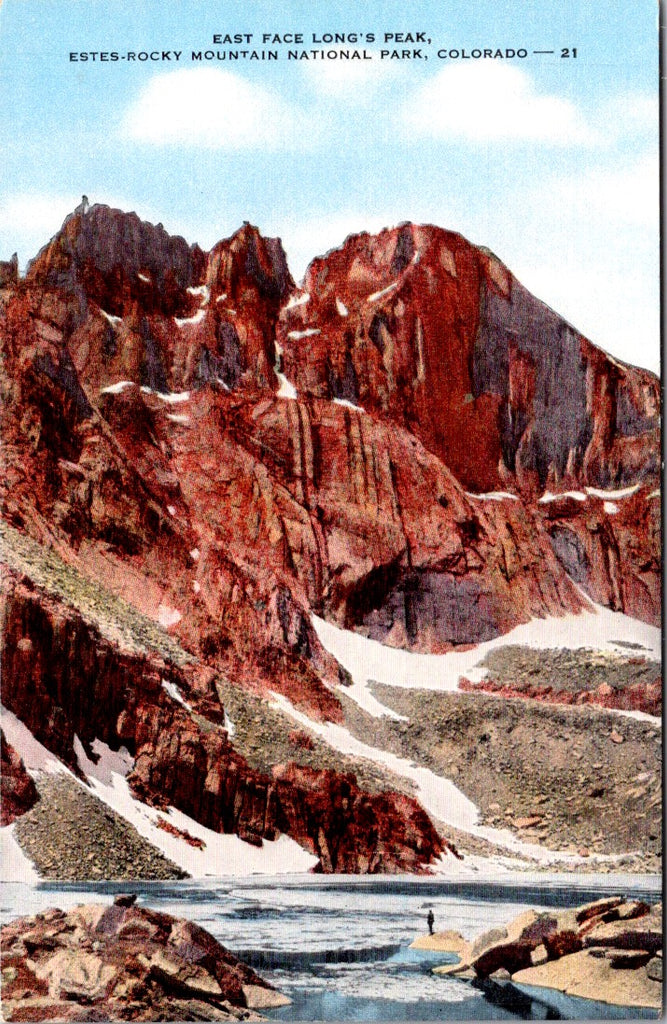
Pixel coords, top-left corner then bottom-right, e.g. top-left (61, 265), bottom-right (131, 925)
top-left (0, 204), bottom-right (661, 876)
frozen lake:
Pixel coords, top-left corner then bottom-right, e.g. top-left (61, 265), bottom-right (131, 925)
top-left (0, 872), bottom-right (661, 1020)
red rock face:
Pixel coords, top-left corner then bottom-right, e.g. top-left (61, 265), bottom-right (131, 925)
top-left (279, 223), bottom-right (659, 495)
top-left (1, 571), bottom-right (446, 872)
top-left (1, 733), bottom-right (39, 825)
top-left (0, 205), bottom-right (660, 870)
top-left (459, 677), bottom-right (662, 717)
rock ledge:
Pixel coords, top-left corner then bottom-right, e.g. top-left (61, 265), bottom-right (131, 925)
top-left (420, 896), bottom-right (662, 1010)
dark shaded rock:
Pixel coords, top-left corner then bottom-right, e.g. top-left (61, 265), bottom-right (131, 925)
top-left (113, 894), bottom-right (138, 907)
top-left (1, 732), bottom-right (39, 825)
top-left (0, 253), bottom-right (19, 287)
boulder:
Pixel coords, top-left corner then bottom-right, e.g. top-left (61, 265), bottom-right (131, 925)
top-left (1, 902), bottom-right (284, 1021)
top-left (582, 906), bottom-right (663, 953)
top-left (427, 898), bottom-right (662, 1011)
top-left (512, 949), bottom-right (662, 1009)
top-left (574, 895), bottom-right (624, 923)
top-left (410, 929), bottom-right (466, 955)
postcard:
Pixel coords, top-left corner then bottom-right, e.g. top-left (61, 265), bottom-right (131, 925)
top-left (0, 0), bottom-right (661, 1020)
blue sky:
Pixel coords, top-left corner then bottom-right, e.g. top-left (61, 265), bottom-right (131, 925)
top-left (0, 0), bottom-right (659, 371)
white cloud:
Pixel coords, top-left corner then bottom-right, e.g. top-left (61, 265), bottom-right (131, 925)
top-left (299, 49), bottom-right (404, 100)
top-left (403, 63), bottom-right (595, 145)
top-left (122, 68), bottom-right (303, 149)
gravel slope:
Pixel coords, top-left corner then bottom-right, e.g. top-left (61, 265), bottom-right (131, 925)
top-left (13, 774), bottom-right (186, 880)
top-left (339, 678), bottom-right (661, 871)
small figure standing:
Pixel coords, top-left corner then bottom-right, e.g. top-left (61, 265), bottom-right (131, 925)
top-left (427, 909), bottom-right (435, 935)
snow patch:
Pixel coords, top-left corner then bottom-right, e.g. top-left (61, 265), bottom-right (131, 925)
top-left (465, 491), bottom-right (519, 502)
top-left (275, 372), bottom-right (298, 400)
top-left (158, 391), bottom-right (190, 404)
top-left (187, 284), bottom-right (210, 305)
top-left (224, 712), bottom-right (236, 738)
top-left (137, 272), bottom-right (151, 283)
top-left (193, 580), bottom-right (201, 594)
top-left (612, 708), bottom-right (662, 725)
top-left (74, 736), bottom-right (133, 786)
top-left (161, 680), bottom-right (192, 710)
top-left (311, 605), bottom-right (661, 702)
top-left (100, 310), bottom-right (122, 326)
top-left (0, 824), bottom-right (39, 882)
top-left (215, 293), bottom-right (228, 303)
top-left (288, 328), bottom-right (321, 340)
top-left (647, 489), bottom-right (660, 499)
top-left (336, 297), bottom-right (349, 316)
top-left (167, 413), bottom-right (190, 424)
top-left (167, 505), bottom-right (176, 516)
top-left (1, 707), bottom-right (70, 776)
top-left (603, 501), bottom-right (619, 515)
top-left (100, 380), bottom-right (134, 395)
top-left (175, 309), bottom-right (206, 327)
top-left (157, 604), bottom-right (182, 628)
top-left (539, 490), bottom-right (587, 504)
top-left (190, 548), bottom-right (200, 561)
top-left (140, 389), bottom-right (191, 404)
top-left (586, 483), bottom-right (641, 500)
top-left (367, 281), bottom-right (399, 303)
top-left (334, 398), bottom-right (364, 413)
top-left (285, 291), bottom-right (310, 309)
top-left (427, 849), bottom-right (534, 877)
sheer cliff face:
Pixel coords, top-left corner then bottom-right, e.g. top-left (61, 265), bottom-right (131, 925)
top-left (0, 205), bottom-right (660, 871)
top-left (279, 223), bottom-right (659, 495)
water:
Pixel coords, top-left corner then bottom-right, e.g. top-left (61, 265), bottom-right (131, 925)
top-left (0, 873), bottom-right (661, 1021)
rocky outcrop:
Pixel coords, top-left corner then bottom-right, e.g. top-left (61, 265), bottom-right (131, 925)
top-left (459, 643), bottom-right (662, 716)
top-left (26, 204), bottom-right (207, 317)
top-left (460, 675), bottom-right (662, 717)
top-left (1, 569), bottom-right (447, 873)
top-left (279, 223), bottom-right (659, 495)
top-left (25, 205), bottom-right (292, 395)
top-left (0, 733), bottom-right (39, 825)
top-left (1, 897), bottom-right (288, 1021)
top-left (460, 676), bottom-right (661, 716)
top-left (538, 487), bottom-right (661, 625)
top-left (0, 253), bottom-right (19, 287)
top-left (427, 897), bottom-right (662, 1009)
top-left (129, 704), bottom-right (448, 873)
